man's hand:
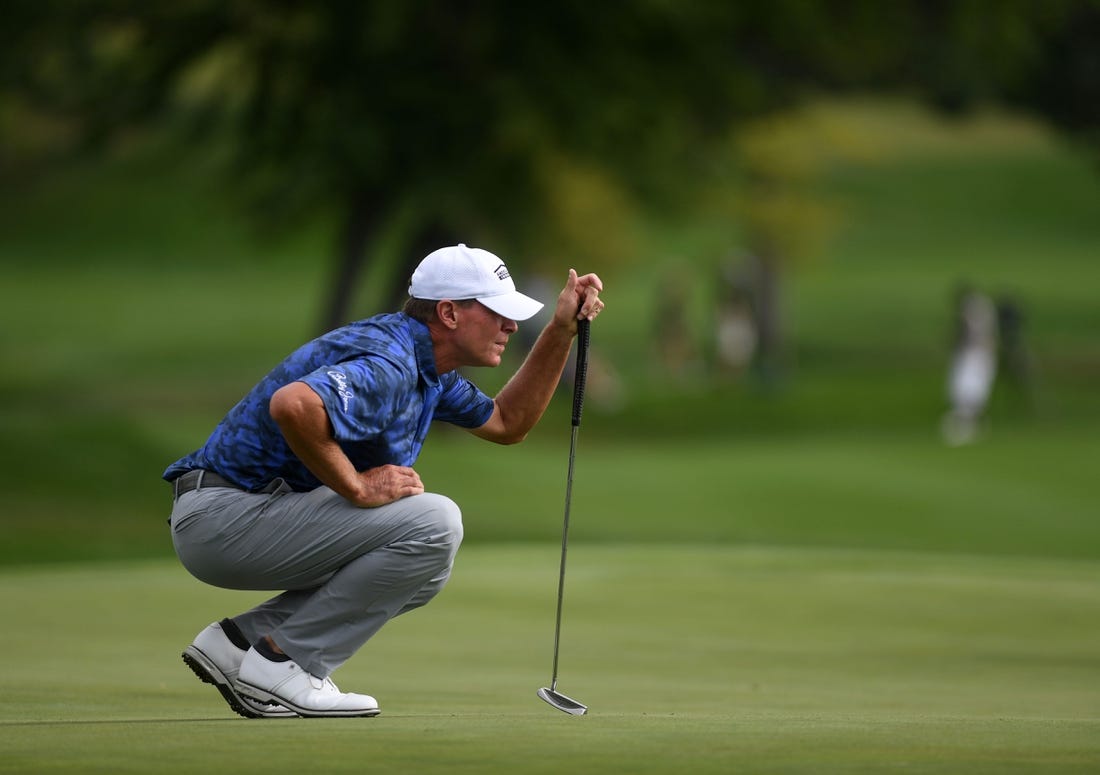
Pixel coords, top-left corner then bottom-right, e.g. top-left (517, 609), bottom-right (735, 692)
top-left (352, 464), bottom-right (425, 507)
top-left (552, 269), bottom-right (605, 331)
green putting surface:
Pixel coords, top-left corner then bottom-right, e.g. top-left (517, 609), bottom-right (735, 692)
top-left (2, 545), bottom-right (1097, 774)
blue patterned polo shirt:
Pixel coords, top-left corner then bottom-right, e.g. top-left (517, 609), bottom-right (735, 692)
top-left (162, 312), bottom-right (495, 492)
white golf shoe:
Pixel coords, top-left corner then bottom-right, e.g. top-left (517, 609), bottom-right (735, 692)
top-left (182, 622), bottom-right (297, 719)
top-left (235, 647), bottom-right (381, 718)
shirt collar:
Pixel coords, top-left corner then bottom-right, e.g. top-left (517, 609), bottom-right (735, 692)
top-left (405, 314), bottom-right (441, 386)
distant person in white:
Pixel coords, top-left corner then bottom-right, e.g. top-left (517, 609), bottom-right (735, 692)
top-left (942, 285), bottom-right (998, 446)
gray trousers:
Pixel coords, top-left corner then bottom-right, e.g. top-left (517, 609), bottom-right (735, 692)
top-left (170, 481), bottom-right (463, 678)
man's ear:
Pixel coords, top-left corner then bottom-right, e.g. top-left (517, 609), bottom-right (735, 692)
top-left (436, 300), bottom-right (460, 329)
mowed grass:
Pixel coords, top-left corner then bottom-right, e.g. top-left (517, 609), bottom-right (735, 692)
top-left (1, 545), bottom-right (1099, 774)
top-left (1, 423), bottom-right (1097, 565)
top-left (414, 424), bottom-right (1100, 559)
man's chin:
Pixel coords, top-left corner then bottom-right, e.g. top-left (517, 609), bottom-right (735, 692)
top-left (487, 347), bottom-right (506, 366)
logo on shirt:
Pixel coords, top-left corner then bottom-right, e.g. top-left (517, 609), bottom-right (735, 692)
top-left (327, 370), bottom-right (354, 412)
top-left (493, 263), bottom-right (510, 282)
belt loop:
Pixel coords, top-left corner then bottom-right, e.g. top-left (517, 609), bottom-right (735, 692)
top-left (196, 470), bottom-right (205, 491)
top-left (174, 476), bottom-right (180, 499)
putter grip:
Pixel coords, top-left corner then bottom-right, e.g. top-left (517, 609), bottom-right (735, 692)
top-left (572, 317), bottom-right (591, 427)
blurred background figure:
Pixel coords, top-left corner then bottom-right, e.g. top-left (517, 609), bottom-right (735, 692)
top-left (995, 293), bottom-right (1038, 415)
top-left (655, 269), bottom-right (701, 382)
top-left (942, 284), bottom-right (999, 446)
top-left (713, 260), bottom-right (759, 381)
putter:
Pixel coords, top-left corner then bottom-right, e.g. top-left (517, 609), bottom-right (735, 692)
top-left (537, 316), bottom-right (591, 716)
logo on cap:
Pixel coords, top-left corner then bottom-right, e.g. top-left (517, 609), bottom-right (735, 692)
top-left (493, 263), bottom-right (511, 282)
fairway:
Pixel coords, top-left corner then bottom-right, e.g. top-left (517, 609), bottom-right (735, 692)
top-left (2, 545), bottom-right (1098, 774)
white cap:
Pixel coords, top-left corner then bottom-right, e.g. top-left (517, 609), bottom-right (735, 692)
top-left (408, 244), bottom-right (544, 321)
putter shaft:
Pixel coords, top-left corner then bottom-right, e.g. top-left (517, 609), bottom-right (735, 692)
top-left (549, 423), bottom-right (579, 691)
top-left (539, 318), bottom-right (590, 715)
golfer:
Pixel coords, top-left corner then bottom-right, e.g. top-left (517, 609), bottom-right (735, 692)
top-left (163, 244), bottom-right (605, 718)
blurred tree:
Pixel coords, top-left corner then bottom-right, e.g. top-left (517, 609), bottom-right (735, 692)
top-left (1011, 0), bottom-right (1100, 155)
top-left (729, 112), bottom-right (846, 386)
top-left (3, 0), bottom-right (1097, 331)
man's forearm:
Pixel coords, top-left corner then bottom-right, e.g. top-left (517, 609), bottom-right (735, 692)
top-left (269, 382), bottom-right (366, 501)
top-left (492, 319), bottom-right (575, 442)
top-left (269, 382), bottom-right (425, 506)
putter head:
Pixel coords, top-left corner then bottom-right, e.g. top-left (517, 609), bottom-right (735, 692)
top-left (537, 687), bottom-right (588, 715)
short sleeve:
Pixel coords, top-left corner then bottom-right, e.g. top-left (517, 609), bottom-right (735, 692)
top-left (433, 372), bottom-right (495, 428)
top-left (298, 359), bottom-right (405, 442)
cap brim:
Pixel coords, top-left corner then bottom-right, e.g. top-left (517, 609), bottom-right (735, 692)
top-left (478, 292), bottom-right (545, 322)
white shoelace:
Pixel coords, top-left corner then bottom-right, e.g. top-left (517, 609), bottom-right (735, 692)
top-left (306, 673), bottom-right (341, 694)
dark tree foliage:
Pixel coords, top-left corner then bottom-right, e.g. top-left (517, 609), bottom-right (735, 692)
top-left (4, 1), bottom-right (1097, 328)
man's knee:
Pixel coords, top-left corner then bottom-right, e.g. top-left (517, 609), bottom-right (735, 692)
top-left (416, 493), bottom-right (464, 552)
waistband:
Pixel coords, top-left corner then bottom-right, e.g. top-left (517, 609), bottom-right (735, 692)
top-left (172, 469), bottom-right (251, 499)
